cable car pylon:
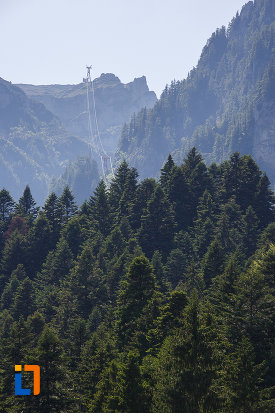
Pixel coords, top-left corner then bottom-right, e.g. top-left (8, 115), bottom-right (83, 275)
top-left (84, 65), bottom-right (115, 182)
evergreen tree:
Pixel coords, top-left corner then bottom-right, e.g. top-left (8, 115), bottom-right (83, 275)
top-left (166, 165), bottom-right (190, 230)
top-left (201, 238), bottom-right (225, 288)
top-left (89, 180), bottom-right (112, 236)
top-left (255, 172), bottom-right (275, 228)
top-left (215, 197), bottom-right (245, 256)
top-left (36, 327), bottom-right (67, 412)
top-left (243, 205), bottom-right (260, 257)
top-left (0, 189), bottom-right (15, 224)
top-left (221, 337), bottom-right (274, 412)
top-left (37, 238), bottom-right (74, 288)
top-left (15, 185), bottom-right (39, 221)
top-left (116, 256), bottom-right (156, 350)
top-left (28, 212), bottom-right (52, 275)
top-left (139, 186), bottom-right (176, 258)
top-left (160, 154), bottom-right (175, 191)
top-left (182, 148), bottom-right (210, 223)
top-left (59, 185), bottom-right (78, 221)
top-left (12, 276), bottom-right (35, 320)
top-left (109, 161), bottom-right (138, 219)
top-left (43, 192), bottom-right (63, 245)
top-left (192, 190), bottom-right (216, 259)
top-left (129, 178), bottom-right (157, 231)
top-left (0, 231), bottom-right (28, 288)
top-left (153, 293), bottom-right (219, 412)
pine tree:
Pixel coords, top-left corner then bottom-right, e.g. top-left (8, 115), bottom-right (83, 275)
top-left (116, 256), bottom-right (156, 350)
top-left (182, 148), bottom-right (210, 225)
top-left (59, 185), bottom-right (78, 221)
top-left (0, 189), bottom-right (15, 224)
top-left (0, 231), bottom-right (28, 288)
top-left (243, 205), bottom-right (260, 257)
top-left (28, 212), bottom-right (52, 275)
top-left (36, 327), bottom-right (67, 412)
top-left (117, 167), bottom-right (138, 223)
top-left (215, 197), bottom-right (245, 256)
top-left (0, 269), bottom-right (19, 310)
top-left (61, 216), bottom-right (82, 257)
top-left (12, 276), bottom-right (35, 320)
top-left (139, 186), bottom-right (176, 258)
top-left (192, 190), bottom-right (216, 259)
top-left (153, 292), bottom-right (219, 412)
top-left (255, 172), bottom-right (275, 228)
top-left (37, 238), bottom-right (74, 288)
top-left (222, 337), bottom-right (273, 412)
top-left (166, 165), bottom-right (190, 230)
top-left (165, 249), bottom-right (187, 288)
top-left (89, 180), bottom-right (112, 236)
top-left (151, 250), bottom-right (170, 292)
top-left (160, 154), bottom-right (175, 192)
top-left (109, 160), bottom-right (138, 218)
top-left (116, 351), bottom-right (148, 413)
top-left (201, 238), bottom-right (225, 288)
top-left (43, 192), bottom-right (63, 245)
top-left (15, 185), bottom-right (39, 221)
top-left (129, 178), bottom-right (157, 231)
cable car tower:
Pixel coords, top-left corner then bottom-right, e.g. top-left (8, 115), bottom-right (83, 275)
top-left (84, 65), bottom-right (114, 182)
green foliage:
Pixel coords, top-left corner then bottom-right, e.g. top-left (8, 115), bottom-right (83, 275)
top-left (117, 1), bottom-right (275, 191)
top-left (0, 148), bottom-right (274, 412)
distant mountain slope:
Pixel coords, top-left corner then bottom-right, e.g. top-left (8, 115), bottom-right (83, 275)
top-left (50, 156), bottom-right (100, 204)
top-left (18, 74), bottom-right (157, 154)
top-left (0, 78), bottom-right (89, 203)
top-left (118, 0), bottom-right (275, 186)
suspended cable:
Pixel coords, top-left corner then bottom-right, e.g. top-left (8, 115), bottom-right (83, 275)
top-left (85, 65), bottom-right (115, 181)
top-left (86, 78), bottom-right (96, 156)
top-left (90, 79), bottom-right (106, 156)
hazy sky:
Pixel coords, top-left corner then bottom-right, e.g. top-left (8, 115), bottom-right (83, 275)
top-left (1, 0), bottom-right (248, 96)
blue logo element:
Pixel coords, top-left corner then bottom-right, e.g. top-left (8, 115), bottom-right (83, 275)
top-left (15, 371), bottom-right (31, 396)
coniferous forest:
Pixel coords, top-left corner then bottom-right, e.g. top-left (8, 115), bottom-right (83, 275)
top-left (0, 149), bottom-right (274, 412)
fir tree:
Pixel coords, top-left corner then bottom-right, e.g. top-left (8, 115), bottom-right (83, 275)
top-left (139, 186), bottom-right (176, 258)
top-left (15, 185), bottom-right (39, 221)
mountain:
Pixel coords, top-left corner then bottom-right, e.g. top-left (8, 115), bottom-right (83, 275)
top-left (18, 74), bottom-right (157, 155)
top-left (50, 156), bottom-right (100, 204)
top-left (0, 77), bottom-right (90, 203)
top-left (118, 0), bottom-right (275, 187)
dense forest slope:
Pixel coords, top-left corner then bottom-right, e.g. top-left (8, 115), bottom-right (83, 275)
top-left (118, 0), bottom-right (275, 187)
top-left (18, 74), bottom-right (157, 154)
top-left (0, 78), bottom-right (89, 203)
top-left (0, 150), bottom-right (274, 411)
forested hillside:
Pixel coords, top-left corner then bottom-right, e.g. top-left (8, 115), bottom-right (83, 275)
top-left (0, 149), bottom-right (274, 412)
top-left (118, 0), bottom-right (275, 187)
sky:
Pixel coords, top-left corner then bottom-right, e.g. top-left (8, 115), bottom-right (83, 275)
top-left (0, 0), bottom-right (248, 97)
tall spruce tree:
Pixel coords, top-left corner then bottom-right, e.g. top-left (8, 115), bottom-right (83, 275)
top-left (139, 186), bottom-right (176, 258)
top-left (16, 185), bottom-right (39, 221)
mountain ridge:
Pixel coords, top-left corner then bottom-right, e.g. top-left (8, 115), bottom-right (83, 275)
top-left (18, 73), bottom-right (157, 154)
top-left (117, 0), bottom-right (275, 186)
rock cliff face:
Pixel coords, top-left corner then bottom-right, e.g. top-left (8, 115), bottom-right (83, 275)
top-left (18, 74), bottom-right (157, 154)
top-left (0, 77), bottom-right (89, 203)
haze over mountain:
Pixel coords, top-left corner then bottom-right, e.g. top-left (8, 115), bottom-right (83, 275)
top-left (0, 75), bottom-right (156, 203)
top-left (0, 77), bottom-right (89, 203)
top-left (118, 0), bottom-right (275, 187)
top-left (18, 74), bottom-right (157, 155)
